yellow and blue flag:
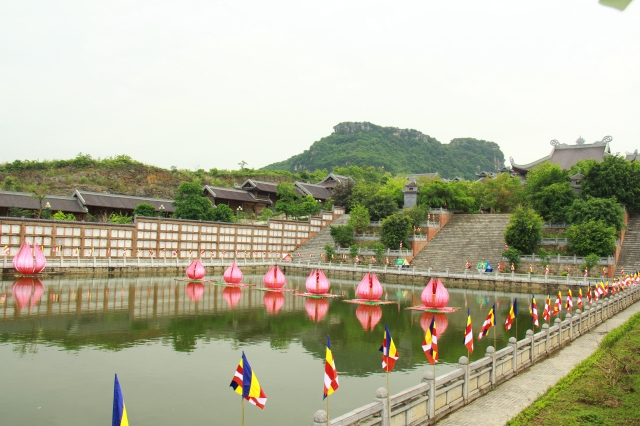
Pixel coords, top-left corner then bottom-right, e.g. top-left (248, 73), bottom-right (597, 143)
top-left (112, 374), bottom-right (129, 426)
top-left (323, 336), bottom-right (339, 399)
top-left (422, 317), bottom-right (438, 364)
top-left (379, 324), bottom-right (399, 372)
top-left (230, 352), bottom-right (267, 410)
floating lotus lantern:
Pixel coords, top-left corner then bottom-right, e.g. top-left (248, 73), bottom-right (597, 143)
top-left (186, 259), bottom-right (206, 280)
top-left (264, 291), bottom-right (285, 315)
top-left (355, 273), bottom-right (383, 300)
top-left (223, 286), bottom-right (242, 309)
top-left (305, 298), bottom-right (329, 322)
top-left (420, 312), bottom-right (449, 335)
top-left (11, 277), bottom-right (45, 311)
top-left (356, 305), bottom-right (382, 331)
top-left (12, 242), bottom-right (46, 275)
top-left (305, 269), bottom-right (330, 295)
top-left (406, 277), bottom-right (458, 312)
top-left (185, 282), bottom-right (205, 302)
top-left (263, 265), bottom-right (286, 290)
top-left (223, 262), bottom-right (243, 284)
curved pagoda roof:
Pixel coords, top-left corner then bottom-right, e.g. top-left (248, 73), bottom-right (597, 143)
top-left (510, 136), bottom-right (614, 175)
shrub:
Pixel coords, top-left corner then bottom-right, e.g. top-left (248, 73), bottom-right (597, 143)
top-left (504, 207), bottom-right (543, 254)
top-left (567, 220), bottom-right (616, 257)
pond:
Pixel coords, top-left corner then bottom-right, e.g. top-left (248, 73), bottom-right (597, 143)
top-left (0, 272), bottom-right (543, 425)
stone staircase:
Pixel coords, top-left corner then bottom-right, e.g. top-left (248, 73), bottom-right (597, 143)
top-left (616, 214), bottom-right (640, 274)
top-left (411, 214), bottom-right (511, 272)
top-left (294, 214), bottom-right (350, 257)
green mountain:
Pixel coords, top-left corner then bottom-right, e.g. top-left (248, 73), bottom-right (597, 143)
top-left (262, 122), bottom-right (505, 180)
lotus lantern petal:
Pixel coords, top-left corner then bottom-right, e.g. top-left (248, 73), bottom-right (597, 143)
top-left (223, 262), bottom-right (243, 284)
top-left (421, 278), bottom-right (449, 308)
top-left (186, 259), bottom-right (206, 280)
top-left (12, 242), bottom-right (47, 275)
top-left (263, 265), bottom-right (286, 289)
top-left (355, 273), bottom-right (383, 300)
top-left (305, 269), bottom-right (330, 294)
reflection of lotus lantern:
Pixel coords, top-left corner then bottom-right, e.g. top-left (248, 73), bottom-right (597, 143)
top-left (355, 273), bottom-right (383, 300)
top-left (11, 278), bottom-right (45, 310)
top-left (223, 287), bottom-right (242, 309)
top-left (421, 278), bottom-right (449, 308)
top-left (305, 298), bottom-right (329, 322)
top-left (223, 262), bottom-right (243, 284)
top-left (305, 269), bottom-right (330, 294)
top-left (12, 242), bottom-right (47, 275)
top-left (420, 312), bottom-right (449, 335)
top-left (185, 282), bottom-right (205, 302)
top-left (186, 259), bottom-right (206, 280)
top-left (264, 266), bottom-right (286, 289)
top-left (264, 291), bottom-right (285, 315)
top-left (356, 305), bottom-right (382, 331)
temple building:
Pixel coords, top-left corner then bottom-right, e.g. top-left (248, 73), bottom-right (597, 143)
top-left (203, 186), bottom-right (272, 214)
top-left (510, 135), bottom-right (637, 176)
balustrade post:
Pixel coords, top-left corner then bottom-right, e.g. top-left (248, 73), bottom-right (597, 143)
top-left (422, 370), bottom-right (436, 420)
top-left (124, 256), bottom-right (127, 267)
top-left (542, 323), bottom-right (550, 354)
top-left (526, 330), bottom-right (534, 364)
top-left (554, 318), bottom-right (563, 347)
top-left (509, 337), bottom-right (517, 373)
top-left (108, 256), bottom-right (111, 267)
top-left (485, 346), bottom-right (496, 386)
top-left (575, 309), bottom-right (581, 335)
top-left (312, 410), bottom-right (327, 426)
top-left (375, 387), bottom-right (389, 426)
top-left (459, 356), bottom-right (470, 403)
top-left (566, 313), bottom-right (573, 341)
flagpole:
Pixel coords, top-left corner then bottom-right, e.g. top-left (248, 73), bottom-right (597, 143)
top-left (241, 397), bottom-right (245, 426)
top-left (326, 396), bottom-right (330, 426)
top-left (386, 369), bottom-right (391, 426)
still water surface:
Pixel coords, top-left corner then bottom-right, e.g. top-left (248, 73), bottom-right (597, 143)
top-left (0, 273), bottom-right (539, 425)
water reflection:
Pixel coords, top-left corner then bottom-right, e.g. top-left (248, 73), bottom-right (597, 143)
top-left (185, 282), bottom-right (205, 303)
top-left (356, 305), bottom-right (382, 331)
top-left (420, 312), bottom-right (449, 335)
top-left (305, 298), bottom-right (329, 322)
top-left (222, 286), bottom-right (242, 309)
top-left (263, 291), bottom-right (285, 315)
top-left (11, 277), bottom-right (45, 312)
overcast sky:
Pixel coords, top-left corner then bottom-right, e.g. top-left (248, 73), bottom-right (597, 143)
top-left (1, 1), bottom-right (638, 173)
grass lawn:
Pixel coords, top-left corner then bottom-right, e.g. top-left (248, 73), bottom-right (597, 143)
top-left (507, 312), bottom-right (640, 426)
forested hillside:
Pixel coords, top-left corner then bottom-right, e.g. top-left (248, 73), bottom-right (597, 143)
top-left (0, 154), bottom-right (326, 198)
top-left (262, 122), bottom-right (505, 180)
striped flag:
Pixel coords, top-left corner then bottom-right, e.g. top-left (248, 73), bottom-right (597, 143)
top-left (149, 249), bottom-right (154, 256)
top-left (543, 294), bottom-right (551, 321)
top-left (122, 248), bottom-right (127, 257)
top-left (323, 336), bottom-right (339, 399)
top-left (3, 245), bottom-right (9, 255)
top-left (587, 285), bottom-right (593, 304)
top-left (577, 288), bottom-right (583, 309)
top-left (530, 296), bottom-right (539, 328)
top-left (464, 309), bottom-right (474, 354)
top-left (504, 299), bottom-right (517, 331)
top-left (112, 374), bottom-right (130, 426)
top-left (379, 324), bottom-right (399, 372)
top-left (422, 317), bottom-right (438, 364)
top-left (478, 304), bottom-right (495, 339)
top-left (552, 292), bottom-right (562, 316)
top-left (230, 352), bottom-right (267, 410)
top-left (566, 289), bottom-right (573, 312)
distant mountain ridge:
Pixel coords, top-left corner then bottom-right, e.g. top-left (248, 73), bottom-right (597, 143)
top-left (262, 122), bottom-right (505, 180)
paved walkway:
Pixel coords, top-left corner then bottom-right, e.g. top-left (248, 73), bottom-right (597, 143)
top-left (435, 300), bottom-right (640, 426)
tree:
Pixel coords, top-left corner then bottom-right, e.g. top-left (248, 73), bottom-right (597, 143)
top-left (109, 212), bottom-right (133, 224)
top-left (52, 211), bottom-right (76, 221)
top-left (504, 206), bottom-right (543, 254)
top-left (133, 203), bottom-right (157, 217)
top-left (480, 173), bottom-right (524, 213)
top-left (259, 208), bottom-right (274, 222)
top-left (371, 242), bottom-right (385, 263)
top-left (566, 220), bottom-right (616, 257)
top-left (324, 244), bottom-right (336, 262)
top-left (365, 192), bottom-right (397, 221)
top-left (403, 205), bottom-right (427, 228)
top-left (380, 213), bottom-right (412, 249)
top-left (299, 195), bottom-right (321, 217)
top-left (211, 204), bottom-right (235, 222)
top-left (329, 225), bottom-right (354, 247)
top-left (172, 182), bottom-right (215, 220)
top-left (418, 180), bottom-right (476, 212)
top-left (524, 163), bottom-right (574, 221)
top-left (502, 247), bottom-right (522, 270)
top-left (581, 155), bottom-right (640, 211)
top-left (331, 181), bottom-right (355, 211)
top-left (274, 183), bottom-right (301, 219)
top-left (566, 197), bottom-right (626, 232)
top-left (349, 244), bottom-right (359, 260)
top-left (348, 204), bottom-right (370, 233)
top-left (29, 185), bottom-right (49, 219)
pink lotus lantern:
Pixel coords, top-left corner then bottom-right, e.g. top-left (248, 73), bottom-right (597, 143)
top-left (264, 291), bottom-right (285, 315)
top-left (305, 298), bottom-right (329, 322)
top-left (223, 287), bottom-right (242, 309)
top-left (30, 280), bottom-right (45, 309)
top-left (305, 269), bottom-right (330, 294)
top-left (420, 312), bottom-right (449, 335)
top-left (263, 265), bottom-right (286, 289)
top-left (356, 305), bottom-right (382, 331)
top-left (185, 282), bottom-right (205, 302)
top-left (186, 259), bottom-right (206, 280)
top-left (12, 242), bottom-right (47, 275)
top-left (421, 278), bottom-right (450, 308)
top-left (11, 277), bottom-right (44, 311)
top-left (223, 262), bottom-right (243, 284)
top-left (355, 273), bottom-right (383, 300)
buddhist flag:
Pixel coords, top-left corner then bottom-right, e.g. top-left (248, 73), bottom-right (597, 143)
top-left (379, 324), bottom-right (399, 372)
top-left (505, 299), bottom-right (517, 331)
top-left (230, 352), bottom-right (267, 410)
top-left (3, 245), bottom-right (9, 255)
top-left (112, 374), bottom-right (130, 426)
top-left (323, 336), bottom-right (339, 399)
top-left (542, 294), bottom-right (551, 322)
top-left (422, 317), bottom-right (438, 364)
top-left (530, 296), bottom-right (539, 328)
top-left (587, 286), bottom-right (593, 304)
top-left (552, 292), bottom-right (562, 316)
top-left (577, 288), bottom-right (583, 309)
top-left (566, 289), bottom-right (573, 312)
top-left (478, 304), bottom-right (495, 339)
top-left (464, 309), bottom-right (474, 354)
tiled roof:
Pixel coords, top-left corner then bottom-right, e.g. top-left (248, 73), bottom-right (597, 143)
top-left (73, 190), bottom-right (175, 212)
top-left (240, 179), bottom-right (279, 193)
top-left (204, 186), bottom-right (271, 204)
top-left (511, 138), bottom-right (612, 173)
top-left (316, 173), bottom-right (355, 188)
top-left (294, 182), bottom-right (332, 200)
top-left (0, 191), bottom-right (86, 213)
